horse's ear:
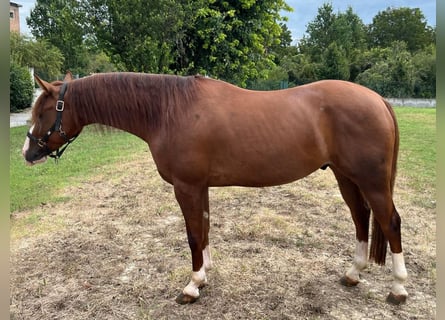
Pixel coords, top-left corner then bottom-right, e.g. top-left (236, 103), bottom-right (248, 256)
top-left (34, 74), bottom-right (53, 94)
top-left (63, 71), bottom-right (74, 82)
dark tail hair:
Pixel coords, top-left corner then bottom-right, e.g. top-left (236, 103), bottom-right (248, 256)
top-left (369, 99), bottom-right (399, 265)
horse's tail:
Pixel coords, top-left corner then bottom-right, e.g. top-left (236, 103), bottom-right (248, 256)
top-left (369, 99), bottom-right (399, 265)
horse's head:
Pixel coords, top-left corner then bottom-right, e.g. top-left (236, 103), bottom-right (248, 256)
top-left (22, 72), bottom-right (82, 165)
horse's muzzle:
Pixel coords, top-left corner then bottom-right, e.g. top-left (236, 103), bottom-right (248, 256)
top-left (23, 147), bottom-right (49, 165)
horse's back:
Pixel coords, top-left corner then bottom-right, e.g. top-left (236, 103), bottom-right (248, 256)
top-left (164, 78), bottom-right (397, 187)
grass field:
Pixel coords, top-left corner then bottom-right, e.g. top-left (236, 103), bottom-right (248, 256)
top-left (10, 107), bottom-right (436, 319)
top-left (10, 126), bottom-right (147, 212)
top-left (395, 108), bottom-right (436, 188)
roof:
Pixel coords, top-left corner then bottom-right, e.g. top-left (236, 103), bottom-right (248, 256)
top-left (10, 2), bottom-right (22, 8)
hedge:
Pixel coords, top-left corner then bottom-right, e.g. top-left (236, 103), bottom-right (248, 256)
top-left (10, 63), bottom-right (34, 112)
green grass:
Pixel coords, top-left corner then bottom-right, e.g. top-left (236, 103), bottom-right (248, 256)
top-left (10, 126), bottom-right (147, 212)
top-left (394, 107), bottom-right (436, 191)
top-left (10, 107), bottom-right (436, 213)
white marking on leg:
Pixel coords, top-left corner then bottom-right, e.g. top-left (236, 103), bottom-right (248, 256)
top-left (203, 245), bottom-right (212, 271)
top-left (182, 246), bottom-right (213, 298)
top-left (345, 240), bottom-right (368, 282)
top-left (391, 252), bottom-right (408, 297)
top-left (183, 265), bottom-right (206, 298)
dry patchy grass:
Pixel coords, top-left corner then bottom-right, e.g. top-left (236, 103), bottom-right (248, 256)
top-left (10, 154), bottom-right (436, 319)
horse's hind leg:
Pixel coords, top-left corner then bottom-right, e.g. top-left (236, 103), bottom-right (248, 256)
top-left (361, 185), bottom-right (408, 304)
top-left (332, 170), bottom-right (370, 286)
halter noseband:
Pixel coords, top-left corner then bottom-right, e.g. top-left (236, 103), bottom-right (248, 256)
top-left (27, 82), bottom-right (78, 161)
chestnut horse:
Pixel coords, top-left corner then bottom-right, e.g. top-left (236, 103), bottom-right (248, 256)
top-left (22, 72), bottom-right (408, 305)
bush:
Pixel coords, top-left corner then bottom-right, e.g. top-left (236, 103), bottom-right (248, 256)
top-left (10, 63), bottom-right (34, 112)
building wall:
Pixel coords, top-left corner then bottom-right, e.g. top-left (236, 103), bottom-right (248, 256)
top-left (10, 2), bottom-right (21, 33)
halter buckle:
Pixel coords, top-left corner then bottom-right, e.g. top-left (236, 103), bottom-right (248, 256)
top-left (37, 139), bottom-right (46, 148)
top-left (56, 100), bottom-right (65, 111)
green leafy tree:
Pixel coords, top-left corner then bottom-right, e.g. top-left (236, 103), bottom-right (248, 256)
top-left (298, 4), bottom-right (366, 81)
top-left (86, 0), bottom-right (183, 73)
top-left (320, 41), bottom-right (350, 80)
top-left (86, 0), bottom-right (291, 86)
top-left (280, 52), bottom-right (319, 85)
top-left (356, 42), bottom-right (414, 97)
top-left (10, 32), bottom-right (64, 80)
top-left (180, 0), bottom-right (291, 85)
top-left (85, 51), bottom-right (118, 74)
top-left (271, 3), bottom-right (435, 97)
top-left (368, 7), bottom-right (435, 52)
top-left (270, 23), bottom-right (293, 65)
top-left (335, 7), bottom-right (367, 81)
top-left (412, 44), bottom-right (436, 98)
top-left (298, 3), bottom-right (337, 61)
top-left (335, 7), bottom-right (367, 57)
top-left (27, 0), bottom-right (89, 74)
top-left (27, 0), bottom-right (291, 85)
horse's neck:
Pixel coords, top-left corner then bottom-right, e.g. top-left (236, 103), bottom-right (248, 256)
top-left (74, 86), bottom-right (155, 142)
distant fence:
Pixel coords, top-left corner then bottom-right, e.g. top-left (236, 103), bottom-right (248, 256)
top-left (385, 98), bottom-right (436, 108)
top-left (247, 81), bottom-right (436, 108)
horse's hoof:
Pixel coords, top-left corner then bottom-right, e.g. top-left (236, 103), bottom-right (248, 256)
top-left (340, 275), bottom-right (359, 287)
top-left (386, 292), bottom-right (407, 305)
top-left (175, 293), bottom-right (198, 305)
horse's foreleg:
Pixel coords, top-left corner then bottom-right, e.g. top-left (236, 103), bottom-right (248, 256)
top-left (333, 171), bottom-right (370, 286)
top-left (202, 189), bottom-right (213, 272)
top-left (174, 182), bottom-right (210, 304)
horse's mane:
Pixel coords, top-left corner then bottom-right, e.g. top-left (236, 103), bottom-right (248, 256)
top-left (68, 72), bottom-right (201, 130)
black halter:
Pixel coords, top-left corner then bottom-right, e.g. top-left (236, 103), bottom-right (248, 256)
top-left (27, 82), bottom-right (78, 161)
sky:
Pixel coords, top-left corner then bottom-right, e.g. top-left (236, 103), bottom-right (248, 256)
top-left (16, 0), bottom-right (436, 43)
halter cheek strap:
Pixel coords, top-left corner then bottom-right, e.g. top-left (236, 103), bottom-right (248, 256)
top-left (27, 82), bottom-right (79, 161)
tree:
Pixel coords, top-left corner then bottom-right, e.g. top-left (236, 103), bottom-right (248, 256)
top-left (27, 0), bottom-right (89, 74)
top-left (356, 42), bottom-right (414, 97)
top-left (179, 0), bottom-right (291, 85)
top-left (320, 42), bottom-right (350, 80)
top-left (280, 52), bottom-right (318, 85)
top-left (86, 0), bottom-right (183, 73)
top-left (412, 44), bottom-right (436, 98)
top-left (335, 7), bottom-right (367, 58)
top-left (297, 4), bottom-right (366, 81)
top-left (10, 33), bottom-right (64, 80)
top-left (85, 0), bottom-right (291, 86)
top-left (85, 51), bottom-right (118, 74)
top-left (275, 4), bottom-right (435, 97)
top-left (298, 3), bottom-right (337, 61)
top-left (335, 7), bottom-right (367, 81)
top-left (270, 23), bottom-right (293, 65)
top-left (368, 7), bottom-right (435, 52)
top-left (27, 0), bottom-right (291, 85)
